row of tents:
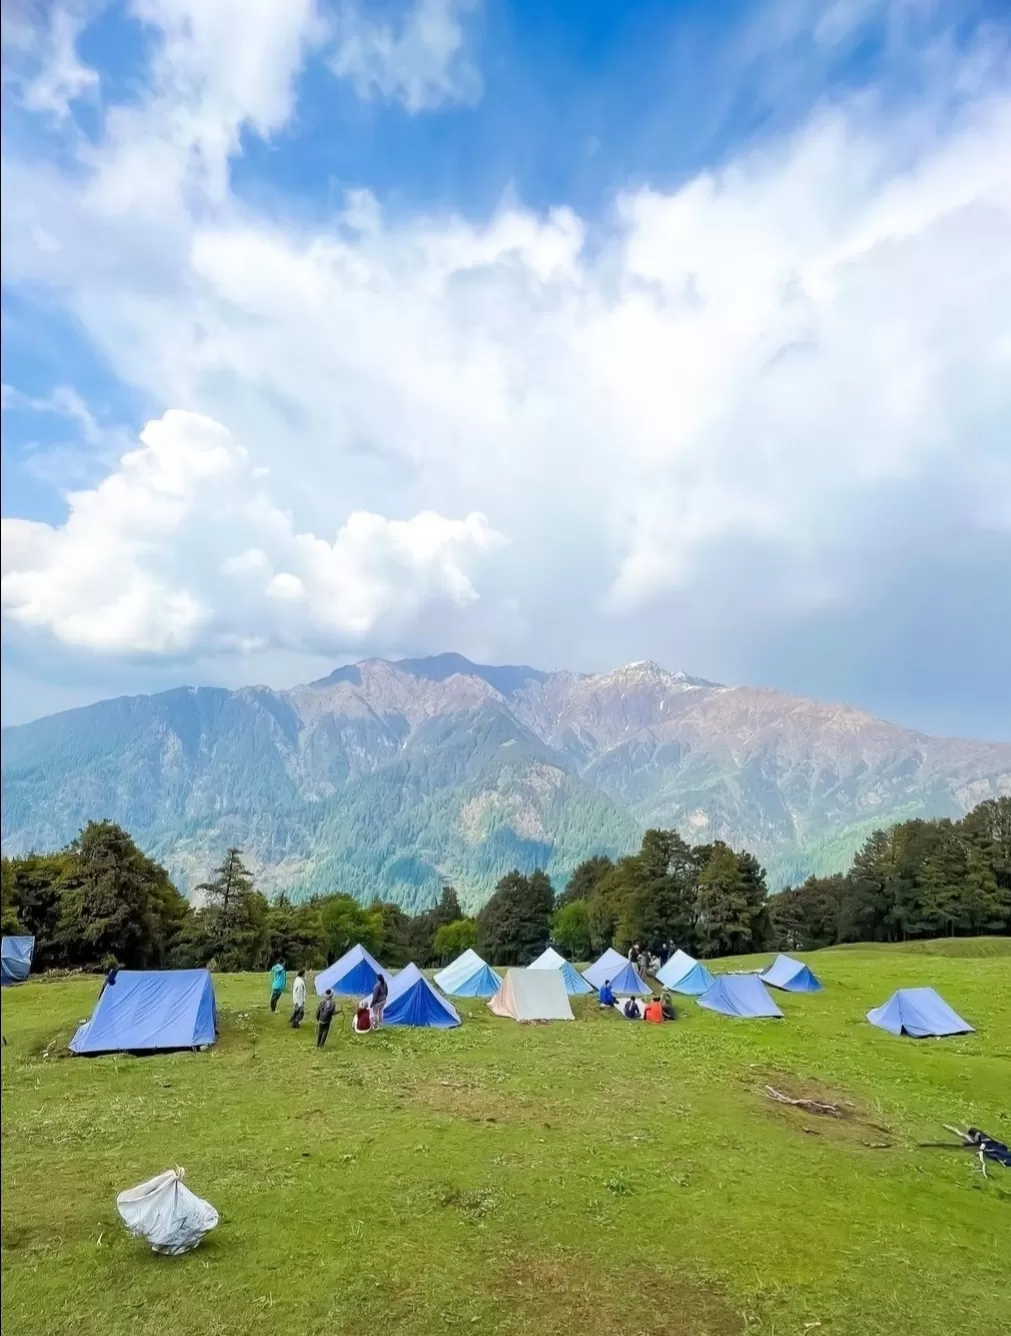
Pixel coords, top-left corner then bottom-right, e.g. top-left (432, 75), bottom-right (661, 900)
top-left (3, 934), bottom-right (974, 1052)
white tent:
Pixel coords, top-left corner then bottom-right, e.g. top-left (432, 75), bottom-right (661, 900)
top-left (488, 968), bottom-right (574, 1022)
top-left (529, 947), bottom-right (566, 969)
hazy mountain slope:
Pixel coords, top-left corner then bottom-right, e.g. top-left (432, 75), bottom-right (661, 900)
top-left (3, 655), bottom-right (1009, 906)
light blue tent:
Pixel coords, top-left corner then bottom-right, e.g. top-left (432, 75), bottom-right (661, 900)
top-left (605, 959), bottom-right (652, 997)
top-left (384, 963), bottom-right (461, 1029)
top-left (434, 948), bottom-right (501, 998)
top-left (582, 947), bottom-right (630, 991)
top-left (656, 949), bottom-right (714, 995)
top-left (529, 947), bottom-right (595, 995)
top-left (697, 974), bottom-right (783, 1019)
top-left (866, 987), bottom-right (973, 1038)
top-left (315, 944), bottom-right (393, 997)
top-left (762, 954), bottom-right (824, 993)
top-left (1, 935), bottom-right (35, 986)
top-left (70, 970), bottom-right (218, 1054)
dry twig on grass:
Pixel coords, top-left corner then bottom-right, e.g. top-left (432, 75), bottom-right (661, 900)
top-left (764, 1086), bottom-right (842, 1117)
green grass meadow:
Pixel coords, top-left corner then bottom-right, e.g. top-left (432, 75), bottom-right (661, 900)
top-left (3, 940), bottom-right (1009, 1336)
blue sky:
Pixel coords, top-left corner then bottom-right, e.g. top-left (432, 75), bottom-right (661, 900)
top-left (1, 0), bottom-right (1009, 738)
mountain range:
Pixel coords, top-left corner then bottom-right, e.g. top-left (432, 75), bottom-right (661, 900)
top-left (3, 653), bottom-right (1009, 911)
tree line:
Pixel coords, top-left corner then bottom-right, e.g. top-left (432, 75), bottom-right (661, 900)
top-left (2, 799), bottom-right (1008, 974)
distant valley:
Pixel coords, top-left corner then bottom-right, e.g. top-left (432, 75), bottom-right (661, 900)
top-left (3, 653), bottom-right (1009, 910)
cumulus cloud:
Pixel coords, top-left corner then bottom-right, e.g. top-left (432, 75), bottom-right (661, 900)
top-left (0, 410), bottom-right (504, 654)
top-left (1, 0), bottom-right (1009, 732)
top-left (328, 0), bottom-right (482, 112)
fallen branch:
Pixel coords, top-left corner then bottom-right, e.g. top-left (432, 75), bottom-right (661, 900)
top-left (764, 1086), bottom-right (842, 1117)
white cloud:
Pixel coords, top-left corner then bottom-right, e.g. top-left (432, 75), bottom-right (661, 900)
top-left (328, 0), bottom-right (482, 112)
top-left (1, 410), bottom-right (504, 654)
top-left (1, 1), bottom-right (1009, 709)
top-left (2, 3), bottom-right (99, 121)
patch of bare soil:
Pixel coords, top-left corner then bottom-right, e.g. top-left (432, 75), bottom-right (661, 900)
top-left (751, 1072), bottom-right (894, 1148)
top-left (488, 1253), bottom-right (744, 1336)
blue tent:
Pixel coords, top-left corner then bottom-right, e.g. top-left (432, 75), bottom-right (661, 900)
top-left (529, 947), bottom-right (595, 995)
top-left (697, 974), bottom-right (783, 1019)
top-left (434, 949), bottom-right (501, 998)
top-left (315, 944), bottom-right (393, 997)
top-left (605, 959), bottom-right (652, 997)
top-left (582, 947), bottom-right (631, 991)
top-left (384, 963), bottom-right (461, 1029)
top-left (70, 970), bottom-right (218, 1055)
top-left (866, 987), bottom-right (973, 1038)
top-left (762, 954), bottom-right (823, 993)
top-left (656, 949), bottom-right (714, 996)
top-left (1, 935), bottom-right (35, 986)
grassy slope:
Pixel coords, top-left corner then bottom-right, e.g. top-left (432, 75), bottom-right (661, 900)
top-left (2, 942), bottom-right (1009, 1336)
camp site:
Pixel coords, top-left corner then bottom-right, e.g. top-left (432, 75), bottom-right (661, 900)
top-left (2, 932), bottom-right (1008, 1336)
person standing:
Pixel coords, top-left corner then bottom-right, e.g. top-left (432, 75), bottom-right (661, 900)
top-left (289, 970), bottom-right (306, 1028)
top-left (628, 942), bottom-right (638, 963)
top-left (370, 973), bottom-right (388, 1030)
top-left (269, 959), bottom-right (287, 1012)
top-left (316, 989), bottom-right (337, 1049)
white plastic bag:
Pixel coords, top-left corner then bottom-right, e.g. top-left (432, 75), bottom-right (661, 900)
top-left (116, 1167), bottom-right (219, 1255)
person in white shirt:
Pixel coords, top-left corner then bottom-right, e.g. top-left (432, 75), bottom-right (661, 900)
top-left (289, 970), bottom-right (307, 1029)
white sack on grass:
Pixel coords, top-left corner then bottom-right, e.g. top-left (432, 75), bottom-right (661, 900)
top-left (117, 1167), bottom-right (218, 1255)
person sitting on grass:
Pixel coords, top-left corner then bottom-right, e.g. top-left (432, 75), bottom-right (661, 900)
top-left (644, 996), bottom-right (664, 1024)
top-left (599, 979), bottom-right (616, 1008)
top-left (623, 996), bottom-right (641, 1020)
top-left (661, 990), bottom-right (677, 1021)
top-left (354, 1000), bottom-right (372, 1033)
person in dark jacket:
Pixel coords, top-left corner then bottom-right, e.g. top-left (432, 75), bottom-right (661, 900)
top-left (316, 989), bottom-right (337, 1049)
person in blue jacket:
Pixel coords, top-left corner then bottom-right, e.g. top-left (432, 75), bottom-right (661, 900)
top-left (269, 959), bottom-right (287, 1012)
top-left (599, 980), bottom-right (616, 1008)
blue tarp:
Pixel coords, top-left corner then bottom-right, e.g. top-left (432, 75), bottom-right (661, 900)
top-left (434, 949), bottom-right (501, 998)
top-left (1, 935), bottom-right (35, 986)
top-left (656, 950), bottom-right (714, 995)
top-left (529, 947), bottom-right (595, 995)
top-left (70, 970), bottom-right (218, 1054)
top-left (866, 987), bottom-right (973, 1038)
top-left (605, 959), bottom-right (652, 997)
top-left (697, 974), bottom-right (783, 1019)
top-left (314, 944), bottom-right (393, 997)
top-left (582, 947), bottom-right (630, 991)
top-left (762, 954), bottom-right (824, 993)
top-left (384, 963), bottom-right (461, 1029)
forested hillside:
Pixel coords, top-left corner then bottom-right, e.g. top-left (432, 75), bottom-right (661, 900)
top-left (3, 655), bottom-right (1008, 910)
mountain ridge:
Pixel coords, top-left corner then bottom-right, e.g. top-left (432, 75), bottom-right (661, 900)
top-left (3, 654), bottom-right (1009, 911)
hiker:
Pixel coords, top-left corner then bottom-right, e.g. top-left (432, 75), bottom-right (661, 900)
top-left (661, 990), bottom-right (677, 1021)
top-left (644, 996), bottom-right (664, 1024)
top-left (269, 959), bottom-right (287, 1012)
top-left (599, 979), bottom-right (616, 1008)
top-left (316, 989), bottom-right (337, 1048)
top-left (370, 973), bottom-right (388, 1030)
top-left (623, 996), bottom-right (641, 1020)
top-left (289, 969), bottom-right (306, 1029)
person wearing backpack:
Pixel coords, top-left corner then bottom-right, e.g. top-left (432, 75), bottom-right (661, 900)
top-left (316, 989), bottom-right (337, 1048)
